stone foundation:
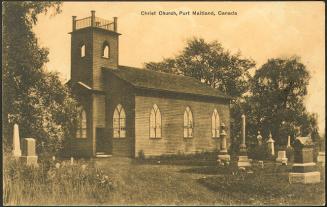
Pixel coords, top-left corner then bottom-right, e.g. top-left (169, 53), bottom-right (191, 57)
top-left (289, 171), bottom-right (321, 184)
top-left (237, 155), bottom-right (251, 167)
top-left (317, 152), bottom-right (325, 163)
top-left (217, 154), bottom-right (230, 162)
top-left (20, 156), bottom-right (38, 166)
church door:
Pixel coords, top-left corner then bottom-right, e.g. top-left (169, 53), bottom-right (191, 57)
top-left (96, 127), bottom-right (107, 153)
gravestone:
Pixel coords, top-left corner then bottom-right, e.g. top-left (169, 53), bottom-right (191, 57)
top-left (276, 150), bottom-right (288, 165)
top-left (267, 132), bottom-right (275, 156)
top-left (258, 160), bottom-right (264, 168)
top-left (287, 135), bottom-right (291, 148)
top-left (237, 115), bottom-right (251, 167)
top-left (12, 124), bottom-right (22, 157)
top-left (20, 138), bottom-right (38, 166)
top-left (317, 152), bottom-right (325, 166)
top-left (217, 123), bottom-right (230, 162)
top-left (257, 131), bottom-right (263, 146)
top-left (288, 136), bottom-right (320, 184)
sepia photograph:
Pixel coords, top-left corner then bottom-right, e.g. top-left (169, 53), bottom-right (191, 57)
top-left (2, 1), bottom-right (325, 205)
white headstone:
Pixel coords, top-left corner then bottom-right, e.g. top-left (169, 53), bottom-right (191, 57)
top-left (258, 160), bottom-right (264, 168)
top-left (287, 135), bottom-right (291, 148)
top-left (276, 150), bottom-right (288, 165)
top-left (257, 131), bottom-right (263, 146)
top-left (317, 152), bottom-right (325, 165)
top-left (12, 124), bottom-right (21, 157)
top-left (267, 132), bottom-right (275, 156)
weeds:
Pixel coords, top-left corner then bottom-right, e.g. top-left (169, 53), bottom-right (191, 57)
top-left (3, 154), bottom-right (114, 205)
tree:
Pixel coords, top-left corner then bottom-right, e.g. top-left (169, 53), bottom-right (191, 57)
top-left (2, 2), bottom-right (78, 155)
top-left (145, 38), bottom-right (255, 154)
top-left (144, 38), bottom-right (255, 98)
top-left (242, 57), bottom-right (319, 146)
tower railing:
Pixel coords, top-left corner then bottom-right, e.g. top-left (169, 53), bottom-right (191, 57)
top-left (75, 16), bottom-right (92, 30)
top-left (73, 11), bottom-right (117, 32)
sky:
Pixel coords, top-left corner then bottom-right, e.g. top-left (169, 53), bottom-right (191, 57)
top-left (33, 1), bottom-right (325, 134)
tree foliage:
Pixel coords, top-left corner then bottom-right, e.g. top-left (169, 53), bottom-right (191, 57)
top-left (144, 38), bottom-right (319, 149)
top-left (3, 2), bottom-right (78, 155)
top-left (238, 57), bottom-right (319, 146)
top-left (145, 38), bottom-right (256, 98)
top-left (144, 38), bottom-right (255, 154)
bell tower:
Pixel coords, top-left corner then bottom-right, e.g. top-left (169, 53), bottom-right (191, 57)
top-left (70, 10), bottom-right (120, 91)
top-left (70, 11), bottom-right (121, 157)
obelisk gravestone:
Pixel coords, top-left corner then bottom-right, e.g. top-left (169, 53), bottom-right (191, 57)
top-left (12, 124), bottom-right (21, 157)
top-left (237, 114), bottom-right (251, 167)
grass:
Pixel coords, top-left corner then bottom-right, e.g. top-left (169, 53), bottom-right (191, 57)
top-left (3, 152), bottom-right (326, 205)
top-left (3, 153), bottom-right (114, 205)
top-left (198, 163), bottom-right (325, 205)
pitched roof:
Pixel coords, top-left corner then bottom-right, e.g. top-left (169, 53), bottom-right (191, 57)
top-left (102, 65), bottom-right (232, 99)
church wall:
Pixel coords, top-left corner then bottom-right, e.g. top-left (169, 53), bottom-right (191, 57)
top-left (92, 94), bottom-right (106, 155)
top-left (70, 89), bottom-right (94, 157)
top-left (134, 94), bottom-right (230, 157)
top-left (104, 73), bottom-right (135, 157)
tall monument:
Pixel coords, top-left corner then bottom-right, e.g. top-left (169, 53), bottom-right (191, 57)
top-left (237, 114), bottom-right (251, 167)
top-left (217, 123), bottom-right (230, 162)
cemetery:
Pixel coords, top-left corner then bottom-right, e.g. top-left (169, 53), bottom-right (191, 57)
top-left (3, 115), bottom-right (325, 205)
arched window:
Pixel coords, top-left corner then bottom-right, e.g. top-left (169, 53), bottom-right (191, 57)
top-left (76, 107), bottom-right (87, 139)
top-left (102, 43), bottom-right (110, 58)
top-left (150, 104), bottom-right (161, 138)
top-left (80, 44), bottom-right (85, 57)
top-left (113, 104), bottom-right (126, 138)
top-left (212, 109), bottom-right (220, 138)
top-left (184, 106), bottom-right (193, 138)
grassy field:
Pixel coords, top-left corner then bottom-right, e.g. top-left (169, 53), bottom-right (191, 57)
top-left (3, 154), bottom-right (326, 205)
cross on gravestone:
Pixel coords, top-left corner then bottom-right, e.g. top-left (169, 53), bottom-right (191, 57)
top-left (20, 138), bottom-right (38, 166)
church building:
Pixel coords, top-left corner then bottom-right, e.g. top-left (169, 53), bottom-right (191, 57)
top-left (68, 11), bottom-right (232, 158)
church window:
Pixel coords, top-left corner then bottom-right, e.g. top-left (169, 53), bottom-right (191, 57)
top-left (212, 109), bottom-right (220, 138)
top-left (150, 104), bottom-right (161, 138)
top-left (113, 104), bottom-right (126, 138)
top-left (81, 44), bottom-right (85, 57)
top-left (184, 106), bottom-right (193, 138)
top-left (76, 107), bottom-right (87, 139)
top-left (102, 42), bottom-right (110, 58)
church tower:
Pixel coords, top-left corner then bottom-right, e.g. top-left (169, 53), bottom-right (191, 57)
top-left (70, 11), bottom-right (120, 156)
top-left (70, 10), bottom-right (120, 91)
